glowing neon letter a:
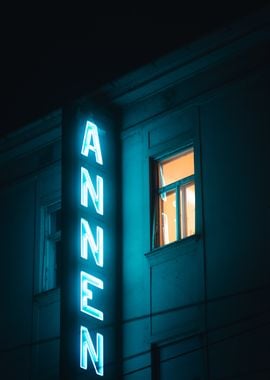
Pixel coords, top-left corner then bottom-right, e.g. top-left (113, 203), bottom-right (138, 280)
top-left (81, 167), bottom-right (103, 215)
top-left (80, 326), bottom-right (104, 376)
top-left (81, 121), bottom-right (103, 165)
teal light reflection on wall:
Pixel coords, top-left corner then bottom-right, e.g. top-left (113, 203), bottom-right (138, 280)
top-left (81, 121), bottom-right (103, 165)
top-left (80, 271), bottom-right (104, 321)
top-left (80, 325), bottom-right (104, 376)
top-left (81, 167), bottom-right (104, 215)
top-left (81, 218), bottom-right (103, 267)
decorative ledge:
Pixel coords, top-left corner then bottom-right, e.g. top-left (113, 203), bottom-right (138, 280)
top-left (145, 234), bottom-right (201, 266)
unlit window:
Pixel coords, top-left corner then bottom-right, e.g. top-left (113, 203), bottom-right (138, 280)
top-left (42, 203), bottom-right (61, 292)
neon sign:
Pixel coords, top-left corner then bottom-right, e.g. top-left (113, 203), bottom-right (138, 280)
top-left (79, 120), bottom-right (104, 376)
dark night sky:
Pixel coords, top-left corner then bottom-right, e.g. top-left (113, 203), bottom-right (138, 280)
top-left (0, 2), bottom-right (269, 136)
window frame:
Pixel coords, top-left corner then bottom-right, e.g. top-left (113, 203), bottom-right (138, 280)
top-left (39, 200), bottom-right (62, 293)
top-left (151, 143), bottom-right (196, 250)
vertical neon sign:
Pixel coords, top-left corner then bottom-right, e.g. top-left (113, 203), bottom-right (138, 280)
top-left (79, 120), bottom-right (104, 376)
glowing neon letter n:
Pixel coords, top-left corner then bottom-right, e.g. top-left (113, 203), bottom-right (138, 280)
top-left (81, 218), bottom-right (103, 267)
top-left (81, 121), bottom-right (103, 165)
top-left (81, 167), bottom-right (103, 215)
top-left (80, 326), bottom-right (104, 376)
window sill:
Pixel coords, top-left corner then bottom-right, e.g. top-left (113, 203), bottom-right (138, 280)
top-left (33, 287), bottom-right (61, 305)
top-left (145, 233), bottom-right (201, 265)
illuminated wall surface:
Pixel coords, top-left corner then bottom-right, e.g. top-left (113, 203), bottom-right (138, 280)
top-left (1, 10), bottom-right (270, 380)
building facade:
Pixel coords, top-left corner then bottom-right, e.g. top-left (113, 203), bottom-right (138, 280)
top-left (1, 8), bottom-right (270, 380)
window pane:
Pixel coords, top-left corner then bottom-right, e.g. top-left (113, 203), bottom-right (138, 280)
top-left (43, 240), bottom-right (61, 291)
top-left (55, 241), bottom-right (61, 288)
top-left (50, 209), bottom-right (61, 234)
top-left (158, 148), bottom-right (194, 187)
top-left (158, 190), bottom-right (176, 246)
top-left (180, 182), bottom-right (195, 238)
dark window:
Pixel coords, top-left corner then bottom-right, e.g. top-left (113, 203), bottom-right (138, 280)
top-left (41, 203), bottom-right (61, 291)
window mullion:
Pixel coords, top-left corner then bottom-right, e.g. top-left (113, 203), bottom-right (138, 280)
top-left (158, 175), bottom-right (194, 195)
top-left (176, 185), bottom-right (180, 241)
top-left (180, 174), bottom-right (194, 187)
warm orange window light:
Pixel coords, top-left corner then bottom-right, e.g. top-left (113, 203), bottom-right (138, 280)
top-left (156, 148), bottom-right (195, 247)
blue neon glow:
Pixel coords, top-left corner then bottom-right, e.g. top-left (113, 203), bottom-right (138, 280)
top-left (80, 326), bottom-right (104, 376)
top-left (81, 271), bottom-right (104, 321)
top-left (81, 121), bottom-right (103, 165)
top-left (81, 218), bottom-right (103, 267)
top-left (81, 167), bottom-right (103, 215)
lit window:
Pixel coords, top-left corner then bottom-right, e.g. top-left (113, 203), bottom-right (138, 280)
top-left (152, 147), bottom-right (195, 248)
top-left (41, 203), bottom-right (61, 292)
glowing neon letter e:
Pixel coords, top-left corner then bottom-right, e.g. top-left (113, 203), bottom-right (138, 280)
top-left (81, 121), bottom-right (103, 165)
top-left (80, 271), bottom-right (104, 320)
top-left (80, 326), bottom-right (104, 376)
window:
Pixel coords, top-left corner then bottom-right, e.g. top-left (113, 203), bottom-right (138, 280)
top-left (152, 147), bottom-right (195, 248)
top-left (41, 202), bottom-right (61, 292)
